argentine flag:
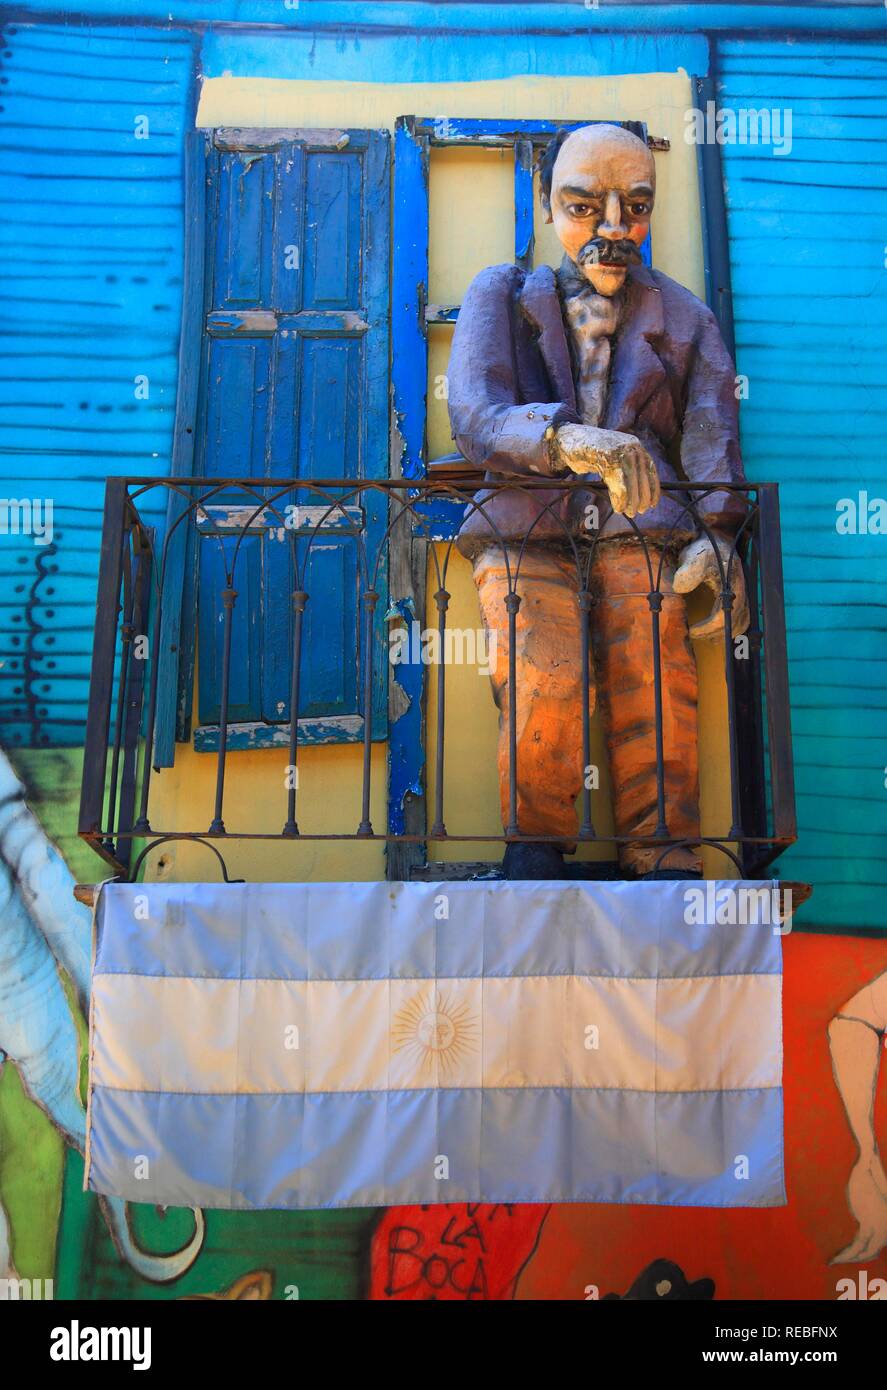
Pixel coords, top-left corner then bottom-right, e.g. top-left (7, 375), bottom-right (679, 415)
top-left (85, 879), bottom-right (784, 1210)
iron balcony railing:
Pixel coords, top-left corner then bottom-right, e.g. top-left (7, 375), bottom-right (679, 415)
top-left (79, 475), bottom-right (796, 882)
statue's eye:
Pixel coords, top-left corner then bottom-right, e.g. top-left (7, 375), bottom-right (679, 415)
top-left (630, 202), bottom-right (650, 217)
top-left (570, 204), bottom-right (592, 217)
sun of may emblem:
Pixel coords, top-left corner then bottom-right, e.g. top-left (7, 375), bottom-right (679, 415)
top-left (392, 989), bottom-right (479, 1075)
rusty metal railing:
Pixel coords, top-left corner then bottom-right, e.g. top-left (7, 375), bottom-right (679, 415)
top-left (78, 476), bottom-right (796, 881)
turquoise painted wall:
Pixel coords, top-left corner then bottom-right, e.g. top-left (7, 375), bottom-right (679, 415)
top-left (718, 35), bottom-right (887, 931)
top-left (6, 3), bottom-right (886, 33)
top-left (0, 20), bottom-right (196, 748)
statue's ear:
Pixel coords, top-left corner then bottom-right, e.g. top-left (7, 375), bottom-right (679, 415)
top-left (540, 192), bottom-right (553, 225)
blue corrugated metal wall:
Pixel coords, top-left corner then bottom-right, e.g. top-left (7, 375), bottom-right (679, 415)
top-left (717, 35), bottom-right (887, 931)
top-left (0, 21), bottom-right (195, 748)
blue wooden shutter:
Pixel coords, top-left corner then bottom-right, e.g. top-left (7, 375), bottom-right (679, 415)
top-left (193, 128), bottom-right (389, 748)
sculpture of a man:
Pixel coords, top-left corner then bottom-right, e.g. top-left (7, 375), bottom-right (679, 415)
top-left (447, 123), bottom-right (750, 880)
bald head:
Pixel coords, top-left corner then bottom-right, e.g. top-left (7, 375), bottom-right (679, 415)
top-left (541, 123), bottom-right (655, 296)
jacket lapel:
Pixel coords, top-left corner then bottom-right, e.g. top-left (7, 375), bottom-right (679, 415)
top-left (604, 263), bottom-right (668, 431)
top-left (519, 262), bottom-right (668, 427)
top-left (518, 265), bottom-right (576, 411)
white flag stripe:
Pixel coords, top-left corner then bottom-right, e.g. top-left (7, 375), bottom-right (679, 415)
top-left (91, 971), bottom-right (781, 1096)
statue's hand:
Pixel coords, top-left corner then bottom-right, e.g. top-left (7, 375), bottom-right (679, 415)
top-left (550, 423), bottom-right (660, 519)
top-left (674, 532), bottom-right (750, 641)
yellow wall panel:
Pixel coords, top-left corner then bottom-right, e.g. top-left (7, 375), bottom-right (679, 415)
top-left (197, 72), bottom-right (704, 292)
top-left (144, 743), bottom-right (386, 883)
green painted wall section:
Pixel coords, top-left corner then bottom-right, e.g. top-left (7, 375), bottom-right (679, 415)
top-left (56, 1156), bottom-right (378, 1301)
top-left (0, 750), bottom-right (88, 1286)
top-left (0, 1063), bottom-right (64, 1284)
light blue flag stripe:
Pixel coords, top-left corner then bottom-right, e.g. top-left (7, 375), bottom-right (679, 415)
top-left (86, 1085), bottom-right (785, 1210)
top-left (95, 880), bottom-right (783, 982)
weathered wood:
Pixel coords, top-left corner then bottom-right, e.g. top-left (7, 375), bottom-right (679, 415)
top-left (154, 127), bottom-right (207, 767)
top-left (206, 309), bottom-right (370, 336)
top-left (410, 117), bottom-right (668, 151)
top-left (387, 117), bottom-right (432, 882)
top-left (426, 455), bottom-right (484, 485)
top-left (116, 536), bottom-right (152, 870)
top-left (734, 535), bottom-right (769, 873)
top-left (195, 504), bottom-right (363, 535)
top-left (514, 138), bottom-right (535, 272)
top-left (78, 479), bottom-right (128, 838)
top-left (386, 450), bottom-right (429, 883)
top-left (188, 127), bottom-right (390, 748)
top-left (425, 304), bottom-right (460, 323)
top-left (780, 881), bottom-right (813, 919)
top-left (758, 484), bottom-right (797, 846)
top-left (206, 309), bottom-right (278, 335)
top-left (193, 714), bottom-right (372, 752)
top-left (693, 72), bottom-right (736, 358)
top-left (409, 862), bottom-right (502, 881)
top-left (214, 127), bottom-right (350, 151)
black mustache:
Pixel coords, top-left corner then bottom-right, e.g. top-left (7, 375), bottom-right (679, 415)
top-left (576, 238), bottom-right (643, 267)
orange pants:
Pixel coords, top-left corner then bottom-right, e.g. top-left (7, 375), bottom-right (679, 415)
top-left (472, 541), bottom-right (701, 874)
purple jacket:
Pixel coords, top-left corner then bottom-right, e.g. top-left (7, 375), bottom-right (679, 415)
top-left (446, 261), bottom-right (746, 554)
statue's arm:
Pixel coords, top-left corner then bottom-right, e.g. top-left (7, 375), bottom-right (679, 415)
top-left (447, 265), bottom-right (578, 476)
top-left (673, 304), bottom-right (752, 637)
top-left (679, 304), bottom-right (747, 532)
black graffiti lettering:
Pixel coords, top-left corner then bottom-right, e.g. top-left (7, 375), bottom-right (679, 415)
top-left (448, 1258), bottom-right (471, 1295)
top-left (385, 1214), bottom-right (503, 1299)
top-left (467, 1260), bottom-right (489, 1299)
top-left (440, 1215), bottom-right (486, 1251)
top-left (423, 1255), bottom-right (451, 1290)
top-left (385, 1225), bottom-right (425, 1296)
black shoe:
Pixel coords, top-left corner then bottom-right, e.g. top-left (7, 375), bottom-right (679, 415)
top-left (502, 842), bottom-right (566, 880)
top-left (642, 869), bottom-right (703, 881)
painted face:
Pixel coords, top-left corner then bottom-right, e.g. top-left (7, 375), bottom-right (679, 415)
top-left (544, 125), bottom-right (655, 296)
